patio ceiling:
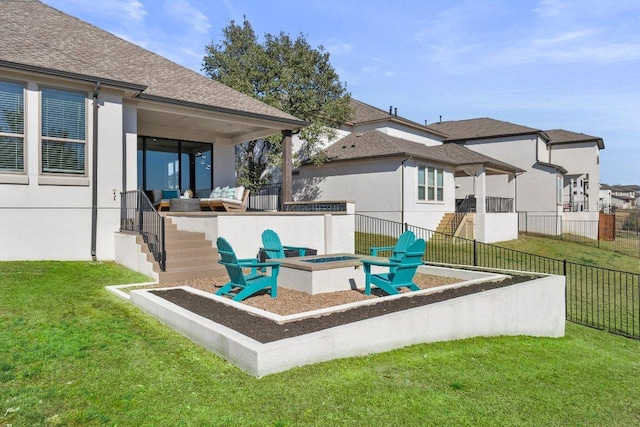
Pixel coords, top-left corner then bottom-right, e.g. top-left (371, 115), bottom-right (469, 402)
top-left (137, 101), bottom-right (301, 145)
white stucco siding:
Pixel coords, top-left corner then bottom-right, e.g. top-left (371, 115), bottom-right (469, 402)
top-left (296, 159), bottom-right (402, 215)
top-left (461, 136), bottom-right (561, 213)
top-left (123, 102), bottom-right (138, 191)
top-left (402, 160), bottom-right (455, 230)
top-left (463, 135), bottom-right (538, 169)
top-left (0, 81), bottom-right (119, 260)
top-left (297, 158), bottom-right (457, 231)
top-left (355, 123), bottom-right (443, 146)
top-left (95, 91), bottom-right (126, 259)
top-left (516, 166), bottom-right (560, 212)
top-left (212, 142), bottom-right (236, 188)
top-left (550, 142), bottom-right (601, 212)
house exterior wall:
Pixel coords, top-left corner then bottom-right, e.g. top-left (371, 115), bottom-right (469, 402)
top-left (475, 213), bottom-right (518, 243)
top-left (354, 123), bottom-right (443, 146)
top-left (460, 135), bottom-right (560, 213)
top-left (296, 158), bottom-right (456, 231)
top-left (549, 142), bottom-right (601, 213)
top-left (403, 159), bottom-right (455, 230)
top-left (0, 74), bottom-right (125, 260)
top-left (295, 159), bottom-right (403, 223)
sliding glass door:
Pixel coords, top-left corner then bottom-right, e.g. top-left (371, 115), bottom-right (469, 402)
top-left (137, 136), bottom-right (213, 196)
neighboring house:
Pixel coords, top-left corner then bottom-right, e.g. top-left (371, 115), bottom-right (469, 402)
top-left (603, 184), bottom-right (640, 210)
top-left (0, 0), bottom-right (305, 261)
top-left (545, 129), bottom-right (604, 214)
top-left (599, 184), bottom-right (613, 213)
top-left (428, 118), bottom-right (604, 220)
top-left (295, 101), bottom-right (523, 243)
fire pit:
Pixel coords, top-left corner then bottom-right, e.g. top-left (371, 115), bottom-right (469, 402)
top-left (276, 253), bottom-right (385, 295)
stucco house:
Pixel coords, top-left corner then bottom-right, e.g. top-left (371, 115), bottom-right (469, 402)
top-left (428, 118), bottom-right (604, 221)
top-left (0, 0), bottom-right (306, 261)
top-left (295, 101), bottom-right (523, 243)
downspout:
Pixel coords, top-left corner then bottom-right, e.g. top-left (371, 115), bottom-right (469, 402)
top-left (401, 155), bottom-right (412, 225)
top-left (91, 82), bottom-right (101, 261)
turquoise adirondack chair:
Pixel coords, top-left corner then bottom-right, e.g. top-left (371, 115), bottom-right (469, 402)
top-left (369, 230), bottom-right (416, 258)
top-left (215, 237), bottom-right (281, 301)
top-left (261, 229), bottom-right (308, 260)
top-left (361, 238), bottom-right (426, 296)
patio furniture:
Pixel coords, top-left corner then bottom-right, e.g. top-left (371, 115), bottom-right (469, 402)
top-left (369, 230), bottom-right (416, 257)
top-left (157, 189), bottom-right (180, 211)
top-left (260, 229), bottom-right (311, 260)
top-left (215, 237), bottom-right (281, 301)
top-left (200, 187), bottom-right (250, 212)
top-left (169, 198), bottom-right (200, 212)
top-left (361, 238), bottom-right (426, 296)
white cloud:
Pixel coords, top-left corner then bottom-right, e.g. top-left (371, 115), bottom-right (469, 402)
top-left (325, 40), bottom-right (355, 55)
top-left (162, 0), bottom-right (211, 34)
top-left (121, 0), bottom-right (146, 21)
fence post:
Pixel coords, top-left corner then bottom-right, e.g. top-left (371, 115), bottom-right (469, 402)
top-left (404, 222), bottom-right (408, 232)
top-left (473, 240), bottom-right (477, 266)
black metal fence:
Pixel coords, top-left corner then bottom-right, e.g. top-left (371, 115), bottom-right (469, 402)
top-left (120, 190), bottom-right (166, 271)
top-left (247, 183), bottom-right (282, 211)
top-left (518, 212), bottom-right (640, 258)
top-left (355, 214), bottom-right (640, 340)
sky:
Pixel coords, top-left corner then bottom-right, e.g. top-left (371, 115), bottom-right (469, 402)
top-left (42, 0), bottom-right (640, 185)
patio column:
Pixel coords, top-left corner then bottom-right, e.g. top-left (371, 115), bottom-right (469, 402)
top-left (476, 168), bottom-right (487, 214)
top-left (282, 129), bottom-right (293, 209)
top-left (508, 173), bottom-right (516, 212)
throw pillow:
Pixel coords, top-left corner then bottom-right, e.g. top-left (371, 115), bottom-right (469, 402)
top-left (224, 187), bottom-right (236, 199)
top-left (162, 189), bottom-right (179, 199)
top-left (209, 186), bottom-right (222, 198)
top-left (234, 186), bottom-right (245, 200)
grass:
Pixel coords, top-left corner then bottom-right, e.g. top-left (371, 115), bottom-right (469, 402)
top-left (2, 261), bottom-right (640, 426)
top-left (496, 234), bottom-right (640, 274)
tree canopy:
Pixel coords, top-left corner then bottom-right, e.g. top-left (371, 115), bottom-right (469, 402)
top-left (202, 17), bottom-right (351, 186)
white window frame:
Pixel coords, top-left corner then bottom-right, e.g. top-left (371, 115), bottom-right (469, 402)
top-left (40, 86), bottom-right (87, 177)
top-left (418, 165), bottom-right (444, 202)
top-left (0, 79), bottom-right (27, 183)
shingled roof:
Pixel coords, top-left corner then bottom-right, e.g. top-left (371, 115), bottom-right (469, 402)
top-left (0, 0), bottom-right (306, 127)
top-left (545, 129), bottom-right (604, 149)
top-left (427, 117), bottom-right (543, 141)
top-left (321, 130), bottom-right (523, 173)
top-left (348, 99), bottom-right (448, 138)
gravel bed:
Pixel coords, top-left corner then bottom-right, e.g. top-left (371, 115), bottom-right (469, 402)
top-left (130, 273), bottom-right (460, 316)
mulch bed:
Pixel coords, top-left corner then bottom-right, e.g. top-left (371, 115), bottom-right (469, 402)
top-left (150, 275), bottom-right (534, 343)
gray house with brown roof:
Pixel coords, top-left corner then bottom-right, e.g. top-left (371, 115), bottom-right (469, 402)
top-left (0, 0), bottom-right (305, 261)
top-left (428, 118), bottom-right (604, 220)
top-left (295, 101), bottom-right (523, 242)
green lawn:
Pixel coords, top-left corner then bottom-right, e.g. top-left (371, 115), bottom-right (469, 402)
top-left (496, 234), bottom-right (640, 274)
top-left (2, 261), bottom-right (640, 426)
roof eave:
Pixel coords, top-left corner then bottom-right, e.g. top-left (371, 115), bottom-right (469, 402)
top-left (0, 59), bottom-right (148, 92)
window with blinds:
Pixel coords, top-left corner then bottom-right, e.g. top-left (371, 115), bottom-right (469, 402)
top-left (41, 88), bottom-right (86, 174)
top-left (0, 80), bottom-right (25, 173)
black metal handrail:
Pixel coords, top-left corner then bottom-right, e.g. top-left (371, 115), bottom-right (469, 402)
top-left (486, 196), bottom-right (514, 213)
top-left (120, 190), bottom-right (166, 271)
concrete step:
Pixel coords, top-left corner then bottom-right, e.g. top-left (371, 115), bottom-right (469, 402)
top-left (157, 265), bottom-right (228, 283)
top-left (165, 238), bottom-right (213, 250)
top-left (164, 230), bottom-right (207, 241)
top-left (164, 258), bottom-right (219, 270)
